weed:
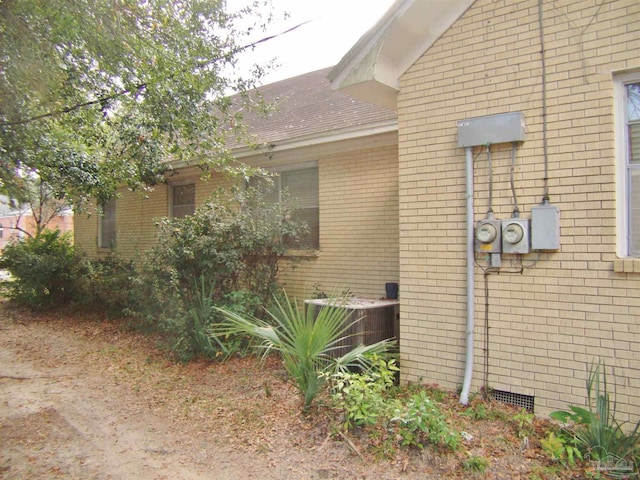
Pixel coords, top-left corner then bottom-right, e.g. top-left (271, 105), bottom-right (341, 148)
top-left (541, 431), bottom-right (583, 467)
top-left (461, 455), bottom-right (489, 473)
top-left (513, 408), bottom-right (535, 439)
top-left (392, 389), bottom-right (461, 451)
top-left (328, 356), bottom-right (399, 429)
top-left (463, 402), bottom-right (488, 420)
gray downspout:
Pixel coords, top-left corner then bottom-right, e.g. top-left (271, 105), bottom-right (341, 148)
top-left (460, 146), bottom-right (474, 405)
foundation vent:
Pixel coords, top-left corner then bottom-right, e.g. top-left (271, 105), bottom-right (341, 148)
top-left (490, 390), bottom-right (535, 412)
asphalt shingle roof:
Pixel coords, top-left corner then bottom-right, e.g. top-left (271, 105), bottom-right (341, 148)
top-left (235, 67), bottom-right (397, 148)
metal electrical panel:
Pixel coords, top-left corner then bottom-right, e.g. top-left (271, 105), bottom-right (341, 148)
top-left (457, 112), bottom-right (526, 148)
top-left (502, 218), bottom-right (530, 254)
top-left (531, 204), bottom-right (560, 250)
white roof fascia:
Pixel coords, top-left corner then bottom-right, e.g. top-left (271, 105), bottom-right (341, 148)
top-left (232, 119), bottom-right (398, 159)
top-left (328, 0), bottom-right (475, 109)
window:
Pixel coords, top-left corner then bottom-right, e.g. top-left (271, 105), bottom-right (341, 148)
top-left (616, 73), bottom-right (640, 257)
top-left (260, 164), bottom-right (319, 249)
top-left (99, 198), bottom-right (116, 248)
top-left (171, 183), bottom-right (196, 218)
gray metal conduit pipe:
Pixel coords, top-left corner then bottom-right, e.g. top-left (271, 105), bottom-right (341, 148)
top-left (460, 146), bottom-right (474, 405)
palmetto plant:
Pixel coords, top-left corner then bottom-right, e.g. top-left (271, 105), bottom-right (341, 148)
top-left (214, 293), bottom-right (394, 409)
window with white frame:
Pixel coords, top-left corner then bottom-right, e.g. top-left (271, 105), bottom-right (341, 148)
top-left (616, 73), bottom-right (640, 257)
top-left (259, 164), bottom-right (319, 249)
top-left (171, 183), bottom-right (196, 218)
top-left (99, 198), bottom-right (116, 248)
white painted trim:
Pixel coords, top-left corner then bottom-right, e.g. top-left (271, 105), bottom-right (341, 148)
top-left (613, 71), bottom-right (640, 258)
top-left (232, 119), bottom-right (398, 159)
top-left (328, 0), bottom-right (474, 109)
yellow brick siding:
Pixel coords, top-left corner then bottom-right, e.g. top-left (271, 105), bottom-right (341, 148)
top-left (398, 0), bottom-right (640, 421)
top-left (278, 144), bottom-right (400, 299)
top-left (74, 144), bottom-right (400, 301)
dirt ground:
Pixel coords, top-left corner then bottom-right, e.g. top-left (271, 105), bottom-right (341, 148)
top-left (0, 302), bottom-right (581, 480)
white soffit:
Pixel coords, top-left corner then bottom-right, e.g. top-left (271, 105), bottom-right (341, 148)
top-left (328, 0), bottom-right (474, 109)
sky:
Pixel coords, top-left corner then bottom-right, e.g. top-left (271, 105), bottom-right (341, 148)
top-left (228, 0), bottom-right (396, 85)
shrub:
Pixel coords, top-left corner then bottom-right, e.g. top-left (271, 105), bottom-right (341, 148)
top-left (328, 356), bottom-right (399, 429)
top-left (149, 184), bottom-right (308, 312)
top-left (0, 230), bottom-right (79, 308)
top-left (391, 389), bottom-right (461, 451)
top-left (74, 255), bottom-right (142, 317)
top-left (328, 359), bottom-right (461, 452)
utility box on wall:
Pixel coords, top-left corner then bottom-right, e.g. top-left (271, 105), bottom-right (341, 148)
top-left (531, 204), bottom-right (560, 251)
top-left (457, 112), bottom-right (526, 147)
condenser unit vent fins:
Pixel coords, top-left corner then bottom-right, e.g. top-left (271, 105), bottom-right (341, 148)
top-left (304, 298), bottom-right (398, 358)
top-left (490, 390), bottom-right (535, 412)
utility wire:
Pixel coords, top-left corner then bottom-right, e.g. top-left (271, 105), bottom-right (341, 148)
top-left (0, 20), bottom-right (311, 128)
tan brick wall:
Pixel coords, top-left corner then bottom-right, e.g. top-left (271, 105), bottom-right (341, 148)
top-left (74, 143), bottom-right (400, 300)
top-left (278, 144), bottom-right (400, 299)
top-left (398, 0), bottom-right (640, 420)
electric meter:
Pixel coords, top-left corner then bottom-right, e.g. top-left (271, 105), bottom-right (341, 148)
top-left (501, 218), bottom-right (530, 254)
top-left (476, 223), bottom-right (498, 243)
top-left (503, 222), bottom-right (524, 244)
top-left (475, 218), bottom-right (502, 253)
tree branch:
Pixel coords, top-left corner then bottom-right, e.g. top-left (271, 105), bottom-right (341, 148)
top-left (0, 20), bottom-right (311, 128)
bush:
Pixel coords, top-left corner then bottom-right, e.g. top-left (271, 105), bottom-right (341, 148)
top-left (74, 255), bottom-right (143, 318)
top-left (149, 183), bottom-right (308, 313)
top-left (327, 358), bottom-right (461, 452)
top-left (0, 230), bottom-right (79, 308)
top-left (328, 356), bottom-right (399, 429)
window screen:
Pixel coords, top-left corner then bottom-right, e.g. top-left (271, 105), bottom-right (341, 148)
top-left (282, 167), bottom-right (319, 249)
top-left (172, 184), bottom-right (196, 218)
top-left (99, 198), bottom-right (116, 248)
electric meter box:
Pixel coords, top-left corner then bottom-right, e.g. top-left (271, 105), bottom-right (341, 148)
top-left (457, 112), bottom-right (526, 147)
top-left (475, 218), bottom-right (502, 253)
top-left (502, 218), bottom-right (530, 254)
top-left (531, 204), bottom-right (560, 250)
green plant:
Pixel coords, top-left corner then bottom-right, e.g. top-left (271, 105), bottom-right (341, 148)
top-left (328, 356), bottom-right (399, 428)
top-left (513, 408), bottom-right (535, 439)
top-left (463, 402), bottom-right (488, 420)
top-left (214, 292), bottom-right (395, 409)
top-left (392, 389), bottom-right (461, 451)
top-left (462, 455), bottom-right (490, 473)
top-left (541, 431), bottom-right (583, 467)
top-left (150, 184), bottom-right (308, 311)
top-left (550, 360), bottom-right (640, 476)
top-left (74, 255), bottom-right (142, 317)
top-left (0, 229), bottom-right (79, 308)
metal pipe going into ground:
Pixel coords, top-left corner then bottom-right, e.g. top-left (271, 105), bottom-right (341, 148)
top-left (460, 146), bottom-right (475, 405)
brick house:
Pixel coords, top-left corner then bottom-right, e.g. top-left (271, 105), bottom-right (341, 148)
top-left (0, 198), bottom-right (73, 251)
top-left (74, 68), bottom-right (400, 299)
top-left (74, 0), bottom-right (640, 420)
top-left (329, 0), bottom-right (639, 419)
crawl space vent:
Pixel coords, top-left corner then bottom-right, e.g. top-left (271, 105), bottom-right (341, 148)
top-left (490, 390), bottom-right (535, 412)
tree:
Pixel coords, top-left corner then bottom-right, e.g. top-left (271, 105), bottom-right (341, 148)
top-left (0, 176), bottom-right (70, 238)
top-left (0, 0), bottom-right (276, 207)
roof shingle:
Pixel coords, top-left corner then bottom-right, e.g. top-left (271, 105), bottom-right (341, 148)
top-left (235, 67), bottom-right (397, 148)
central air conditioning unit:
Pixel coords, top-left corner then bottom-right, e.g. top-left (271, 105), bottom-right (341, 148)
top-left (304, 297), bottom-right (399, 357)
